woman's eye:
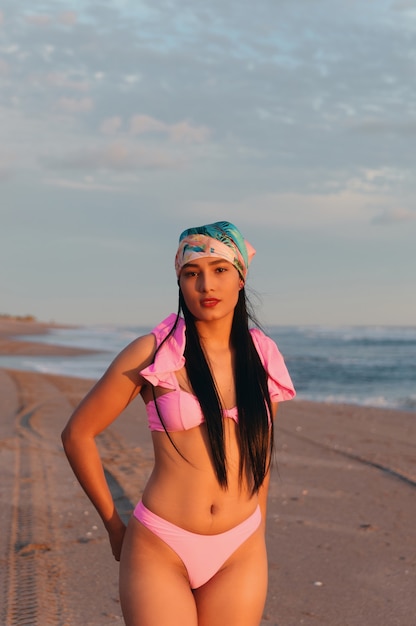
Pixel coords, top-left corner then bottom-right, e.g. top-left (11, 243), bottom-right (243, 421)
top-left (216, 267), bottom-right (227, 273)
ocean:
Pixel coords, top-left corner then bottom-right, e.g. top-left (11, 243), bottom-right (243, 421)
top-left (1, 323), bottom-right (415, 412)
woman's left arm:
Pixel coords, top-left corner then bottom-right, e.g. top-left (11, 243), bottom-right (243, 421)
top-left (61, 333), bottom-right (155, 559)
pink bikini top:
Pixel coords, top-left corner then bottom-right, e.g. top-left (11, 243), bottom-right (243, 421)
top-left (140, 314), bottom-right (296, 432)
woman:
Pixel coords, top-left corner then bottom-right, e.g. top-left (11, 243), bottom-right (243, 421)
top-left (62, 221), bottom-right (295, 626)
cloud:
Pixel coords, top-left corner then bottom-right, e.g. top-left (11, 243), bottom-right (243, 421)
top-left (56, 97), bottom-right (94, 113)
top-left (0, 11), bottom-right (4, 26)
top-left (185, 186), bottom-right (388, 231)
top-left (123, 74), bottom-right (141, 85)
top-left (48, 141), bottom-right (184, 172)
top-left (392, 0), bottom-right (416, 10)
top-left (348, 118), bottom-right (416, 136)
top-left (0, 151), bottom-right (16, 181)
top-left (25, 14), bottom-right (51, 26)
top-left (0, 58), bottom-right (9, 75)
top-left (61, 234), bottom-right (139, 253)
top-left (45, 72), bottom-right (89, 92)
top-left (43, 177), bottom-right (120, 192)
top-left (345, 168), bottom-right (407, 193)
top-left (130, 114), bottom-right (210, 143)
top-left (23, 11), bottom-right (77, 27)
top-left (100, 116), bottom-right (123, 135)
top-left (169, 121), bottom-right (210, 143)
top-left (372, 208), bottom-right (416, 225)
top-left (41, 45), bottom-right (55, 62)
top-left (58, 12), bottom-right (77, 25)
top-left (0, 167), bottom-right (14, 182)
top-left (130, 115), bottom-right (166, 135)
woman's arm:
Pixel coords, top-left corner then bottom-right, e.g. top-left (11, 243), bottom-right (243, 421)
top-left (61, 333), bottom-right (156, 559)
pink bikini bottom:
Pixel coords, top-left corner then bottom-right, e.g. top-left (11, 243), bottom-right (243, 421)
top-left (133, 501), bottom-right (262, 589)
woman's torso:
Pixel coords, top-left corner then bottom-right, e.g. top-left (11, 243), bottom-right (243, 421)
top-left (139, 367), bottom-right (259, 535)
top-left (131, 313), bottom-right (295, 534)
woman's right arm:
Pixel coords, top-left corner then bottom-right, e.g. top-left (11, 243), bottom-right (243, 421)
top-left (61, 333), bottom-right (156, 559)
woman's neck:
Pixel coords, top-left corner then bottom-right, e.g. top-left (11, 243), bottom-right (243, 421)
top-left (194, 316), bottom-right (233, 350)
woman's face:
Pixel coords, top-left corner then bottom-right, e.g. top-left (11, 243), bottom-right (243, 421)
top-left (179, 256), bottom-right (242, 322)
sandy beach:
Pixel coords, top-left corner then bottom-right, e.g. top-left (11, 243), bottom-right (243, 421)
top-left (0, 320), bottom-right (415, 626)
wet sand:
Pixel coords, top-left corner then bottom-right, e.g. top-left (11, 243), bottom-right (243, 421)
top-left (0, 320), bottom-right (415, 625)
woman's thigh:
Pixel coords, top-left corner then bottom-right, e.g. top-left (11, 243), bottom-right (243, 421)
top-left (119, 517), bottom-right (198, 626)
top-left (193, 525), bottom-right (268, 626)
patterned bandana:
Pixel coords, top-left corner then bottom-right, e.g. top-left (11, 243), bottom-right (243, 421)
top-left (174, 221), bottom-right (256, 281)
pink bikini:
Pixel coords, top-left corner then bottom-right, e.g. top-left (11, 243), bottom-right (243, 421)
top-left (134, 314), bottom-right (295, 589)
top-left (134, 501), bottom-right (262, 589)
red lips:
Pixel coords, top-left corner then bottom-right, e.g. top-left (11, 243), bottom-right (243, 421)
top-left (200, 298), bottom-right (220, 308)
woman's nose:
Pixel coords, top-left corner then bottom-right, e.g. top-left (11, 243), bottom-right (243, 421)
top-left (196, 272), bottom-right (211, 292)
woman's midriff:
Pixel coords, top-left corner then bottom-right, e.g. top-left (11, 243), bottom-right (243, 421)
top-left (140, 423), bottom-right (258, 535)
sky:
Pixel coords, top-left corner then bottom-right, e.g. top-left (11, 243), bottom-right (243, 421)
top-left (1, 0), bottom-right (416, 327)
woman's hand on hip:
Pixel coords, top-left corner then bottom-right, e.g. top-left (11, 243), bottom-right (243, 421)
top-left (107, 521), bottom-right (127, 561)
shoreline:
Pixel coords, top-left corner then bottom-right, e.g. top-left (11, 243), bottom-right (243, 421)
top-left (1, 317), bottom-right (415, 414)
top-left (0, 318), bottom-right (101, 357)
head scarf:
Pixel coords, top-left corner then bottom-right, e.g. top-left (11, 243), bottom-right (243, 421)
top-left (175, 220), bottom-right (255, 281)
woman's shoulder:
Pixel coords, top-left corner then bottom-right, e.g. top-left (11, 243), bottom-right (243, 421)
top-left (108, 332), bottom-right (157, 377)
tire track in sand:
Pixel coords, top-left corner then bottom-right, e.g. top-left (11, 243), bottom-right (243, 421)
top-left (0, 370), bottom-right (152, 625)
top-left (1, 371), bottom-right (74, 625)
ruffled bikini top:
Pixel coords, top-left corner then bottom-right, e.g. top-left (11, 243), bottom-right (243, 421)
top-left (140, 314), bottom-right (296, 432)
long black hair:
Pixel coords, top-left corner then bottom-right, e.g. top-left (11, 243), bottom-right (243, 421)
top-left (151, 288), bottom-right (274, 495)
